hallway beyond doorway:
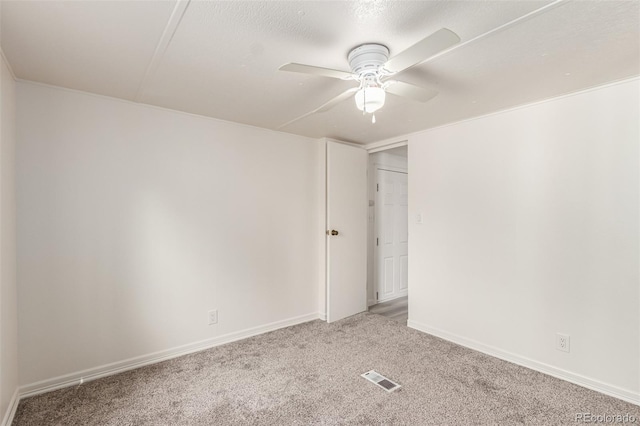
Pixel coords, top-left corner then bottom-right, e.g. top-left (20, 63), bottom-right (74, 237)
top-left (369, 296), bottom-right (407, 324)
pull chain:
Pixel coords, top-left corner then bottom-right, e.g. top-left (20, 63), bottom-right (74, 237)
top-left (363, 85), bottom-right (367, 115)
top-left (361, 85), bottom-right (377, 123)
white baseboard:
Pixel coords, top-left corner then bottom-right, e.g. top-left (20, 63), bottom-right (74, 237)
top-left (1, 388), bottom-right (19, 426)
top-left (318, 311), bottom-right (327, 321)
top-left (376, 291), bottom-right (408, 304)
top-left (20, 312), bottom-right (321, 399)
top-left (408, 320), bottom-right (640, 406)
top-left (367, 299), bottom-right (376, 307)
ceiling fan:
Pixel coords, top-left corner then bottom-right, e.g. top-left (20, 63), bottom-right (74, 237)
top-left (278, 28), bottom-right (461, 127)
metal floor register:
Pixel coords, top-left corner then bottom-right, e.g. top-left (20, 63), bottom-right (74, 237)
top-left (361, 370), bottom-right (401, 392)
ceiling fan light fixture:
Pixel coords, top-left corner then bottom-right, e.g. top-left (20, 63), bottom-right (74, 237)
top-left (278, 28), bottom-right (460, 128)
top-left (355, 86), bottom-right (385, 113)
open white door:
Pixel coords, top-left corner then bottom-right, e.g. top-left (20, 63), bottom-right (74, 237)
top-left (326, 141), bottom-right (367, 323)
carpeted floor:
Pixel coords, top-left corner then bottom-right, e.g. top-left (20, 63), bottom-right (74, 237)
top-left (13, 313), bottom-right (639, 425)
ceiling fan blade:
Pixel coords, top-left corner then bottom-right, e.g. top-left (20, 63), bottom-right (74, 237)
top-left (279, 63), bottom-right (353, 80)
top-left (384, 81), bottom-right (438, 103)
top-left (315, 87), bottom-right (359, 113)
top-left (383, 28), bottom-right (460, 74)
top-left (278, 87), bottom-right (358, 129)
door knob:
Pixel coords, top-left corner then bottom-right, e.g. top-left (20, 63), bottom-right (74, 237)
top-left (327, 230), bottom-right (339, 236)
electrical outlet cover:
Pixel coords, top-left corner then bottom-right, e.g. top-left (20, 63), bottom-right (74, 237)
top-left (556, 333), bottom-right (570, 353)
top-left (208, 309), bottom-right (218, 325)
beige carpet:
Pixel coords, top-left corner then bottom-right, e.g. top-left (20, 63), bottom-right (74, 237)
top-left (13, 313), bottom-right (639, 425)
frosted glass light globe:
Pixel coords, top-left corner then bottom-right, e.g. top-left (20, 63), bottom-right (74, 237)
top-left (355, 87), bottom-right (385, 113)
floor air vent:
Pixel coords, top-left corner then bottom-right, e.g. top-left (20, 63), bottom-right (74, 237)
top-left (361, 370), bottom-right (401, 392)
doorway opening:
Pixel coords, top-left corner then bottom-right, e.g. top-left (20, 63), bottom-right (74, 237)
top-left (367, 145), bottom-right (408, 324)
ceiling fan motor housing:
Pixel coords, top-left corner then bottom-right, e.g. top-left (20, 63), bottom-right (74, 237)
top-left (348, 44), bottom-right (390, 76)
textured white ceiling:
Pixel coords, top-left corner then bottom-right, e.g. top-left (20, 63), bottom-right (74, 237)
top-left (1, 0), bottom-right (177, 100)
top-left (2, 1), bottom-right (638, 144)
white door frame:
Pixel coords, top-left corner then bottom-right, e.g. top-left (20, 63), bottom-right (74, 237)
top-left (319, 137), bottom-right (408, 321)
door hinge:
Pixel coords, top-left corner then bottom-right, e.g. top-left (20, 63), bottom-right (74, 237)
top-left (376, 183), bottom-right (379, 192)
top-left (376, 292), bottom-right (379, 300)
top-left (376, 238), bottom-right (379, 246)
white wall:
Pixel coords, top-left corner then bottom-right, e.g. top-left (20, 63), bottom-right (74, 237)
top-left (408, 79), bottom-right (639, 401)
top-left (16, 82), bottom-right (323, 386)
top-left (367, 151), bottom-right (407, 305)
top-left (0, 54), bottom-right (18, 421)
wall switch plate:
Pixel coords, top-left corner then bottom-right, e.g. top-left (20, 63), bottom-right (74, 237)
top-left (556, 333), bottom-right (570, 352)
top-left (208, 309), bottom-right (218, 325)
